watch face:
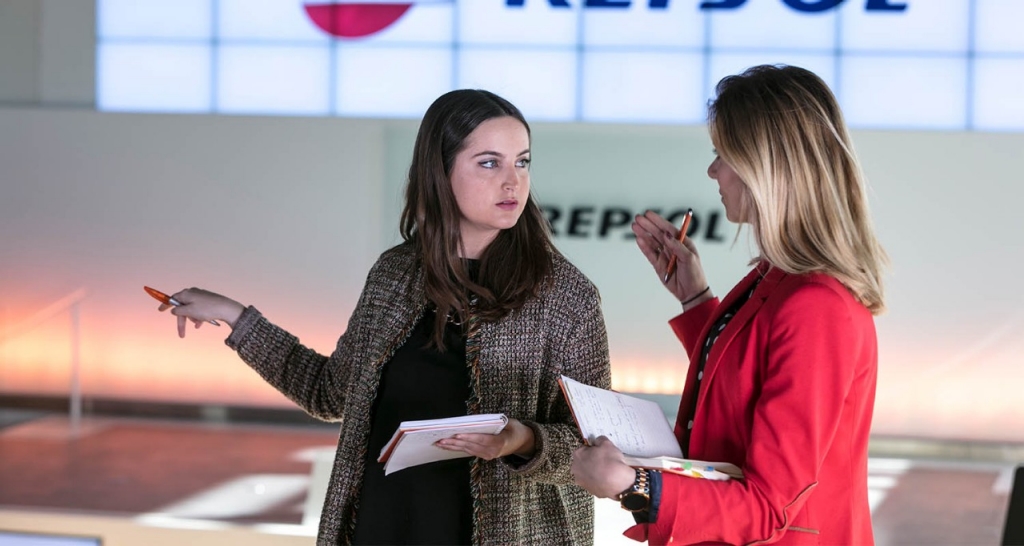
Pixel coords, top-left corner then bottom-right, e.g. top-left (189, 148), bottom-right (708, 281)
top-left (621, 491), bottom-right (650, 512)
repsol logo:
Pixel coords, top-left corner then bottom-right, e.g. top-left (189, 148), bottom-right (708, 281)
top-left (540, 205), bottom-right (729, 241)
top-left (506, 0), bottom-right (907, 13)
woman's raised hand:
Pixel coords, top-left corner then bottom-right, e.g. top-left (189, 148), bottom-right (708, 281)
top-left (632, 211), bottom-right (711, 309)
top-left (157, 288), bottom-right (246, 338)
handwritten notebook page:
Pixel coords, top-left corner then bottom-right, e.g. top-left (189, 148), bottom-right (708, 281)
top-left (559, 375), bottom-right (683, 459)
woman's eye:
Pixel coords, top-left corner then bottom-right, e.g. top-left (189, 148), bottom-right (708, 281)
top-left (516, 158), bottom-right (531, 168)
top-left (479, 160), bottom-right (497, 168)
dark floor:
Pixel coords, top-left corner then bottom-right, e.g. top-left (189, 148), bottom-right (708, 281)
top-left (0, 411), bottom-right (1019, 545)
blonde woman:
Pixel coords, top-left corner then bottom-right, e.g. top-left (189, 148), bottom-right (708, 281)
top-left (572, 65), bottom-right (886, 545)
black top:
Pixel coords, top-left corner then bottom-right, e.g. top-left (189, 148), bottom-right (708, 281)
top-left (350, 263), bottom-right (477, 545)
top-left (681, 278), bottom-right (761, 458)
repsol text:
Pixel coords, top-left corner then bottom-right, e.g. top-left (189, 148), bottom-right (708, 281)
top-left (540, 205), bottom-right (729, 242)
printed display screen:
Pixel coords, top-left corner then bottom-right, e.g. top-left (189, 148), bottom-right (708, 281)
top-left (95, 1), bottom-right (1024, 131)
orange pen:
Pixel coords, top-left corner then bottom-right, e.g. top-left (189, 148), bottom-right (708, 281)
top-left (144, 286), bottom-right (220, 326)
top-left (662, 209), bottom-right (693, 283)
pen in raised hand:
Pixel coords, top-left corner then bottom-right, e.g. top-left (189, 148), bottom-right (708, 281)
top-left (144, 286), bottom-right (221, 326)
top-left (662, 209), bottom-right (693, 283)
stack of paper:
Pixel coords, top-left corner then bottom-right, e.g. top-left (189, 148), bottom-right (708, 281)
top-left (378, 413), bottom-right (508, 475)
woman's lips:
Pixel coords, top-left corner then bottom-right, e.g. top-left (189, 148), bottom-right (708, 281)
top-left (497, 200), bottom-right (518, 211)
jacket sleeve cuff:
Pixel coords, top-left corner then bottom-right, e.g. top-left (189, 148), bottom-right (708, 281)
top-left (224, 305), bottom-right (262, 350)
top-left (668, 297), bottom-right (718, 348)
top-left (499, 420), bottom-right (548, 474)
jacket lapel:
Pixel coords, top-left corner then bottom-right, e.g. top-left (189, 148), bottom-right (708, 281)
top-left (695, 264), bottom-right (786, 409)
top-left (372, 252), bottom-right (428, 371)
top-left (677, 264), bottom-right (770, 449)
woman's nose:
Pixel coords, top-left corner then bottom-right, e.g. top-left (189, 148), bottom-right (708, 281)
top-left (503, 168), bottom-right (522, 189)
top-left (707, 157), bottom-right (718, 179)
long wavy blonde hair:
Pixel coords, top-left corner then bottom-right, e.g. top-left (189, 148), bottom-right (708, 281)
top-left (708, 64), bottom-right (887, 315)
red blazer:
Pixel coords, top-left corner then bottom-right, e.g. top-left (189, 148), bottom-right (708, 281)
top-left (625, 263), bottom-right (877, 545)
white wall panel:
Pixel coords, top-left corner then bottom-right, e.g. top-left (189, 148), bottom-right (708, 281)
top-left (217, 45), bottom-right (331, 115)
top-left (840, 56), bottom-right (968, 129)
top-left (840, 0), bottom-right (970, 52)
top-left (97, 44), bottom-right (212, 112)
top-left (334, 46), bottom-right (452, 117)
top-left (972, 58), bottom-right (1024, 131)
top-left (97, 0), bottom-right (212, 39)
top-left (457, 1), bottom-right (577, 46)
top-left (582, 2), bottom-right (704, 48)
top-left (582, 51), bottom-right (704, 123)
top-left (973, 0), bottom-right (1024, 53)
top-left (708, 0), bottom-right (837, 50)
top-left (217, 0), bottom-right (329, 42)
top-left (457, 48), bottom-right (577, 121)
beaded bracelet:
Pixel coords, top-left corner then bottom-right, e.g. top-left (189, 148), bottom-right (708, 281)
top-left (681, 286), bottom-right (711, 306)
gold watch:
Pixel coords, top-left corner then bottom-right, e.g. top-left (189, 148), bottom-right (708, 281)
top-left (618, 468), bottom-right (650, 512)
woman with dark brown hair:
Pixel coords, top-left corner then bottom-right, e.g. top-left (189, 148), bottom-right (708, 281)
top-left (154, 89), bottom-right (611, 545)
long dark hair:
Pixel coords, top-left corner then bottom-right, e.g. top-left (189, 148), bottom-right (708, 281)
top-left (400, 89), bottom-right (556, 348)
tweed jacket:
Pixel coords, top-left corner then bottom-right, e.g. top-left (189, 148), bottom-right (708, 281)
top-left (625, 264), bottom-right (877, 545)
top-left (225, 243), bottom-right (611, 545)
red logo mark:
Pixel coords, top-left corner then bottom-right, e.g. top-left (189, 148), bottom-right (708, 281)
top-left (304, 2), bottom-right (416, 39)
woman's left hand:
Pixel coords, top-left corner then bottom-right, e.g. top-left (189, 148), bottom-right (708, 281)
top-left (633, 211), bottom-right (710, 306)
top-left (571, 436), bottom-right (637, 499)
top-left (435, 418), bottom-right (535, 460)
